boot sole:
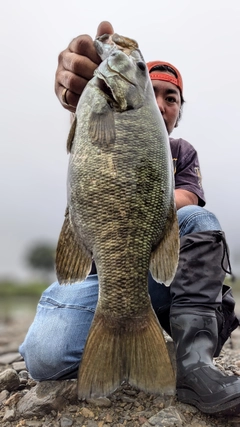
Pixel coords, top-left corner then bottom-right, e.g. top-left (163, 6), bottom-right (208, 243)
top-left (177, 388), bottom-right (240, 416)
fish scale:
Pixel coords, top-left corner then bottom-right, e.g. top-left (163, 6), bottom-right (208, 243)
top-left (56, 33), bottom-right (179, 398)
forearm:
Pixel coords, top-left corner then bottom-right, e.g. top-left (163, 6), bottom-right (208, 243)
top-left (175, 189), bottom-right (198, 210)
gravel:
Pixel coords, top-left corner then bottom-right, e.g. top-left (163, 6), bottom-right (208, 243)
top-left (0, 312), bottom-right (240, 427)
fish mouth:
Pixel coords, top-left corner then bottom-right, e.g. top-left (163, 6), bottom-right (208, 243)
top-left (96, 72), bottom-right (135, 111)
top-left (96, 75), bottom-right (116, 104)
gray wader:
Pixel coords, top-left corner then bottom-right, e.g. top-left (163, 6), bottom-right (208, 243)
top-left (152, 231), bottom-right (240, 416)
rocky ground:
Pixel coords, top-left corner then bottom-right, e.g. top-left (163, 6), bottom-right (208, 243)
top-left (0, 313), bottom-right (240, 427)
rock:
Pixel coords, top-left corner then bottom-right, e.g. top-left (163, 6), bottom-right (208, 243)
top-left (85, 421), bottom-right (98, 427)
top-left (81, 407), bottom-right (95, 418)
top-left (86, 396), bottom-right (112, 407)
top-left (5, 391), bottom-right (23, 406)
top-left (16, 380), bottom-right (77, 419)
top-left (19, 377), bottom-right (28, 386)
top-left (25, 421), bottom-right (44, 427)
top-left (139, 415), bottom-right (149, 425)
top-left (186, 423), bottom-right (207, 427)
top-left (178, 402), bottom-right (199, 415)
top-left (19, 370), bottom-right (29, 379)
top-left (3, 408), bottom-right (16, 422)
top-left (152, 396), bottom-right (165, 409)
top-left (143, 406), bottom-right (183, 426)
top-left (105, 413), bottom-right (113, 422)
top-left (0, 389), bottom-right (10, 403)
top-left (0, 368), bottom-right (20, 392)
top-left (87, 421), bottom-right (99, 427)
top-left (60, 416), bottom-right (73, 427)
top-left (12, 361), bottom-right (27, 372)
top-left (0, 352), bottom-right (22, 365)
top-left (229, 416), bottom-right (240, 425)
top-left (1, 311), bottom-right (240, 427)
top-left (123, 389), bottom-right (137, 395)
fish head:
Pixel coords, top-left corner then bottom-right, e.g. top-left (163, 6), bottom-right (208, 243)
top-left (93, 34), bottom-right (150, 112)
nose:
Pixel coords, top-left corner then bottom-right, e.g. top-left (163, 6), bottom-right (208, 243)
top-left (155, 95), bottom-right (165, 115)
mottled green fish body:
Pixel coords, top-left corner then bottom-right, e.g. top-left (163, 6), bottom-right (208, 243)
top-left (56, 33), bottom-right (179, 399)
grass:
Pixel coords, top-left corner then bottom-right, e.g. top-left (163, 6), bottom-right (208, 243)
top-left (0, 280), bottom-right (48, 297)
top-left (0, 276), bottom-right (239, 297)
top-left (225, 276), bottom-right (240, 291)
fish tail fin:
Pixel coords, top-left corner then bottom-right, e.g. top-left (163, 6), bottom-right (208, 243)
top-left (77, 307), bottom-right (175, 399)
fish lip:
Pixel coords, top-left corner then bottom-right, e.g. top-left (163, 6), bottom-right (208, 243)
top-left (95, 74), bottom-right (116, 104)
top-left (106, 62), bottom-right (136, 86)
top-left (96, 65), bottom-right (136, 92)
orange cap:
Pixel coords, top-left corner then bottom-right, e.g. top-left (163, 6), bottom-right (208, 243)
top-left (147, 60), bottom-right (183, 95)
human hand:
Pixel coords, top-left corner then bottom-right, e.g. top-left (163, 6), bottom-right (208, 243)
top-left (55, 21), bottom-right (114, 112)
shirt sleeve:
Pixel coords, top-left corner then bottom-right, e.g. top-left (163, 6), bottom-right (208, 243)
top-left (170, 138), bottom-right (206, 207)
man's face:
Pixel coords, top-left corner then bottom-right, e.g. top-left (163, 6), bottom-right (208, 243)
top-left (151, 78), bottom-right (181, 135)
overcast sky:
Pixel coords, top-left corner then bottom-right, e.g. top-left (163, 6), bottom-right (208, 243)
top-left (1, 0), bottom-right (240, 281)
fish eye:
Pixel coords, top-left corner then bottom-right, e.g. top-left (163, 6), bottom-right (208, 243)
top-left (137, 61), bottom-right (146, 71)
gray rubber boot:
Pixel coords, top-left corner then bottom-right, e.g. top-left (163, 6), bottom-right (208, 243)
top-left (170, 230), bottom-right (229, 310)
top-left (169, 230), bottom-right (240, 416)
top-left (151, 230), bottom-right (239, 353)
top-left (170, 310), bottom-right (240, 416)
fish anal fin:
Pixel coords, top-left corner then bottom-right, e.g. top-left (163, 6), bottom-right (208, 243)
top-left (89, 102), bottom-right (115, 147)
top-left (150, 211), bottom-right (179, 286)
top-left (67, 116), bottom-right (77, 153)
top-left (77, 307), bottom-right (175, 399)
top-left (55, 207), bottom-right (92, 284)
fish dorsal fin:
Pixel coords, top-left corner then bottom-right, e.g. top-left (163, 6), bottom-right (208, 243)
top-left (66, 115), bottom-right (77, 153)
top-left (89, 98), bottom-right (115, 147)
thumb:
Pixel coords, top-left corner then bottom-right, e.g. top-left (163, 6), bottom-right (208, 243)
top-left (96, 21), bottom-right (114, 37)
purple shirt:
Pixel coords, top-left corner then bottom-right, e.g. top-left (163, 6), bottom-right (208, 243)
top-left (170, 137), bottom-right (205, 207)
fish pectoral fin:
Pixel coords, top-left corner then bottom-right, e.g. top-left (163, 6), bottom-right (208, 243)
top-left (89, 102), bottom-right (115, 147)
top-left (150, 210), bottom-right (180, 286)
top-left (66, 116), bottom-right (77, 153)
top-left (55, 207), bottom-right (92, 284)
top-left (77, 307), bottom-right (175, 399)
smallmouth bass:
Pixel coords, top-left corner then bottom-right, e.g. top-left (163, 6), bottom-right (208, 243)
top-left (56, 33), bottom-right (179, 399)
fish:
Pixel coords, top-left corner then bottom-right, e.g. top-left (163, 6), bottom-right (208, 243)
top-left (55, 33), bottom-right (179, 399)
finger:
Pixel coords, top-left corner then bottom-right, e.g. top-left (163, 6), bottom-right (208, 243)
top-left (68, 34), bottom-right (100, 65)
top-left (57, 68), bottom-right (88, 96)
top-left (55, 68), bottom-right (87, 110)
top-left (58, 86), bottom-right (80, 112)
top-left (55, 36), bottom-right (101, 112)
top-left (61, 51), bottom-right (98, 81)
top-left (96, 21), bottom-right (114, 37)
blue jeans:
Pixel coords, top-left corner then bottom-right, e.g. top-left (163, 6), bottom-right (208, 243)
top-left (19, 206), bottom-right (221, 380)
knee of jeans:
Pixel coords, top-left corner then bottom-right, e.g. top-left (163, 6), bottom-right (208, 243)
top-left (177, 205), bottom-right (221, 236)
top-left (19, 279), bottom-right (98, 380)
top-left (19, 328), bottom-right (82, 381)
